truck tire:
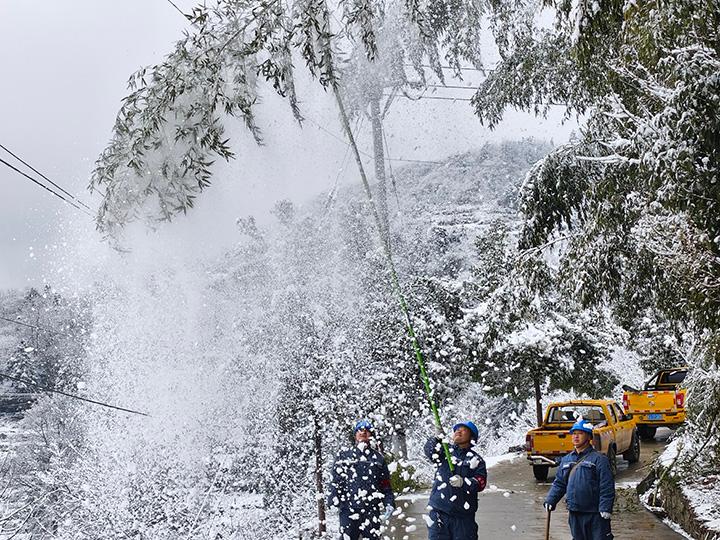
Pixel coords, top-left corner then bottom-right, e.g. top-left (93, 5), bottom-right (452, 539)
top-left (607, 445), bottom-right (617, 478)
top-left (638, 425), bottom-right (657, 441)
top-left (533, 465), bottom-right (549, 481)
top-left (623, 430), bottom-right (641, 464)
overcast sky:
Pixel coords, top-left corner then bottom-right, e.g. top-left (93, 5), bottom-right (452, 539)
top-left (0, 1), bottom-right (578, 291)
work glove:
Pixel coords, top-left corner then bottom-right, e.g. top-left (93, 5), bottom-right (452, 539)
top-left (382, 505), bottom-right (394, 522)
top-left (434, 424), bottom-right (445, 439)
top-left (600, 512), bottom-right (612, 520)
top-left (543, 502), bottom-right (555, 512)
top-left (449, 474), bottom-right (464, 488)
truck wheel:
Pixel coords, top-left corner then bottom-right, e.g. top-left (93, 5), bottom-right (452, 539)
top-left (623, 430), bottom-right (641, 464)
top-left (607, 446), bottom-right (617, 478)
top-left (533, 465), bottom-right (549, 481)
top-left (638, 425), bottom-right (657, 441)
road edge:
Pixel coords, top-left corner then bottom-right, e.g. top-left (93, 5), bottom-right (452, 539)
top-left (637, 468), bottom-right (719, 539)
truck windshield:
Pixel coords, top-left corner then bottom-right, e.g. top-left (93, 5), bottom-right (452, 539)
top-left (645, 369), bottom-right (688, 390)
top-left (547, 405), bottom-right (606, 425)
top-left (659, 370), bottom-right (687, 385)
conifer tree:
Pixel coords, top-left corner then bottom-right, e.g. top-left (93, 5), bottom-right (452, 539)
top-left (473, 0), bottom-right (720, 471)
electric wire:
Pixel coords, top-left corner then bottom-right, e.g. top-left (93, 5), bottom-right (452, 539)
top-left (387, 93), bottom-right (569, 106)
top-left (0, 317), bottom-right (39, 331)
top-left (324, 115), bottom-right (363, 213)
top-left (304, 115), bottom-right (443, 165)
top-left (0, 143), bottom-right (92, 211)
top-left (0, 157), bottom-right (92, 217)
top-left (391, 94), bottom-right (474, 102)
top-left (404, 64), bottom-right (496, 73)
top-left (425, 84), bottom-right (481, 90)
top-left (0, 372), bottom-right (150, 417)
top-left (381, 122), bottom-right (404, 221)
top-left (0, 315), bottom-right (80, 338)
top-left (166, 0), bottom-right (189, 19)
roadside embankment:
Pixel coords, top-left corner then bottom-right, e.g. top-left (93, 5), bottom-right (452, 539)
top-left (638, 440), bottom-right (720, 540)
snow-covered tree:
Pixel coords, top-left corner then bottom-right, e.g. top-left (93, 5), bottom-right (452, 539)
top-left (473, 0), bottom-right (720, 472)
top-left (1, 287), bottom-right (90, 391)
top-left (90, 0), bottom-right (488, 238)
top-left (468, 223), bottom-right (618, 425)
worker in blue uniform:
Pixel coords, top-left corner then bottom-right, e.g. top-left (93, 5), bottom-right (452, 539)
top-left (327, 420), bottom-right (395, 539)
top-left (544, 419), bottom-right (615, 540)
top-left (424, 421), bottom-right (487, 540)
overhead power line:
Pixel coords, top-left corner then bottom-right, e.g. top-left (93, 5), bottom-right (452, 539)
top-left (404, 63), bottom-right (496, 73)
top-left (388, 94), bottom-right (474, 102)
top-left (387, 93), bottom-right (569, 107)
top-left (426, 84), bottom-right (480, 91)
top-left (0, 143), bottom-right (91, 211)
top-left (0, 316), bottom-right (40, 331)
top-left (166, 0), bottom-right (189, 19)
top-left (0, 157), bottom-right (92, 217)
top-left (0, 315), bottom-right (78, 337)
top-left (0, 371), bottom-right (150, 417)
top-left (304, 115), bottom-right (444, 165)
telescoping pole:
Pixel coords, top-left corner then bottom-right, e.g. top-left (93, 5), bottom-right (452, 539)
top-left (332, 86), bottom-right (454, 472)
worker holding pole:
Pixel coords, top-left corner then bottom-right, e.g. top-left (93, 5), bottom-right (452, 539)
top-left (424, 421), bottom-right (487, 539)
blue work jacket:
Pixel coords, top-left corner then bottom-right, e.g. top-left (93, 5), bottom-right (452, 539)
top-left (424, 437), bottom-right (487, 517)
top-left (545, 446), bottom-right (615, 514)
top-left (327, 445), bottom-right (395, 512)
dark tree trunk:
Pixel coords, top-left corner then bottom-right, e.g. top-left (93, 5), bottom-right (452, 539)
top-left (314, 417), bottom-right (326, 536)
top-left (369, 96), bottom-right (389, 239)
top-left (534, 377), bottom-right (543, 427)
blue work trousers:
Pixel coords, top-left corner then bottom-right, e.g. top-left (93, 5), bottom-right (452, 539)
top-left (339, 507), bottom-right (382, 540)
top-left (568, 511), bottom-right (613, 540)
top-left (427, 509), bottom-right (478, 540)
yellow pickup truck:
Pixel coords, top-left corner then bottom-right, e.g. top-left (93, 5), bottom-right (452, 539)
top-left (622, 367), bottom-right (688, 440)
top-left (525, 399), bottom-right (640, 481)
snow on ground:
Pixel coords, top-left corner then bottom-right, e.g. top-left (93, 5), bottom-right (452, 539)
top-left (616, 480), bottom-right (640, 489)
top-left (396, 451), bottom-right (521, 502)
top-left (681, 476), bottom-right (720, 534)
top-left (639, 489), bottom-right (694, 540)
top-left (659, 439), bottom-right (682, 467)
top-left (484, 452), bottom-right (520, 469)
top-left (641, 439), bottom-right (720, 539)
top-left (660, 517), bottom-right (695, 540)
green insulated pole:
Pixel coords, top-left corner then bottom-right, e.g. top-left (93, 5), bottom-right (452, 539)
top-left (332, 86), bottom-right (454, 472)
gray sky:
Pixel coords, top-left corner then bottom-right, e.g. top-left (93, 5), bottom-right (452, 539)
top-left (0, 0), bottom-right (197, 289)
top-left (0, 1), bottom-right (577, 291)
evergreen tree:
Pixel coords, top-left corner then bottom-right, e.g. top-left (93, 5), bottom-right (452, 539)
top-left (468, 223), bottom-right (618, 425)
top-left (2, 286), bottom-right (89, 391)
top-left (473, 0), bottom-right (720, 471)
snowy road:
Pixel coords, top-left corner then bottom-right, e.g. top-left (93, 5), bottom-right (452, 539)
top-left (386, 429), bottom-right (684, 539)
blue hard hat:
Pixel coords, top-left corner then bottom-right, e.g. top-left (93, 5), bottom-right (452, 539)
top-left (569, 420), bottom-right (594, 435)
top-left (453, 421), bottom-right (479, 439)
top-left (354, 420), bottom-right (373, 433)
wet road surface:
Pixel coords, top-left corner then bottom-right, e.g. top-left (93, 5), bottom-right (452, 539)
top-left (386, 429), bottom-right (682, 539)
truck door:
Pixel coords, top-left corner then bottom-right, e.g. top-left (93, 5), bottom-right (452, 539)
top-left (605, 404), bottom-right (625, 450)
top-left (611, 403), bottom-right (629, 450)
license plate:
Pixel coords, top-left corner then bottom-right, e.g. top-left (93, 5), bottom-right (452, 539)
top-left (647, 413), bottom-right (663, 421)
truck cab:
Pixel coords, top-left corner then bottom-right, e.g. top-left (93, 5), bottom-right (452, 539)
top-left (525, 399), bottom-right (640, 481)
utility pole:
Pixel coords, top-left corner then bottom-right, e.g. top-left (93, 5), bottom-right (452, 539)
top-left (369, 95), bottom-right (389, 239)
